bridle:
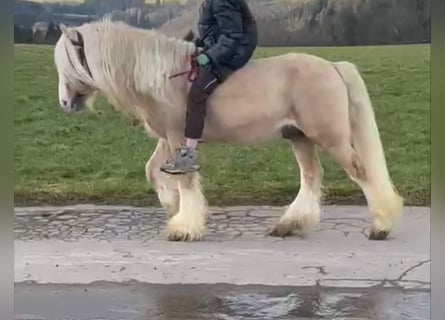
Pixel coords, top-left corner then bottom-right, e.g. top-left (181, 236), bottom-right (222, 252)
top-left (64, 30), bottom-right (93, 82)
top-left (65, 29), bottom-right (200, 84)
top-left (168, 50), bottom-right (200, 82)
top-left (168, 27), bottom-right (212, 82)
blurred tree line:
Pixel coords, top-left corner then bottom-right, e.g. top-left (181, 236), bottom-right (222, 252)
top-left (161, 0), bottom-right (430, 46)
top-left (15, 0), bottom-right (430, 46)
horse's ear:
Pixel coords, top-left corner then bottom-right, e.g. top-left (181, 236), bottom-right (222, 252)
top-left (59, 23), bottom-right (68, 34)
top-left (59, 23), bottom-right (81, 44)
top-left (183, 29), bottom-right (195, 42)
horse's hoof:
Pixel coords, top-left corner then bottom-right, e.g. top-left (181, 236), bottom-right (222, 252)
top-left (268, 224), bottom-right (293, 238)
top-left (167, 232), bottom-right (187, 241)
top-left (166, 213), bottom-right (205, 241)
top-left (166, 224), bottom-right (203, 241)
top-left (167, 228), bottom-right (203, 241)
top-left (368, 229), bottom-right (389, 240)
top-left (167, 232), bottom-right (202, 241)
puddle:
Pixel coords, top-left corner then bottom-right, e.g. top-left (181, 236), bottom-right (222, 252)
top-left (15, 283), bottom-right (430, 320)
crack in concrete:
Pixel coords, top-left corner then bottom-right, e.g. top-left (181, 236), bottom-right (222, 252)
top-left (321, 278), bottom-right (430, 292)
top-left (396, 259), bottom-right (430, 281)
top-left (333, 222), bottom-right (364, 230)
top-left (322, 276), bottom-right (430, 290)
top-left (231, 232), bottom-right (243, 240)
top-left (360, 227), bottom-right (369, 239)
top-left (302, 265), bottom-right (327, 275)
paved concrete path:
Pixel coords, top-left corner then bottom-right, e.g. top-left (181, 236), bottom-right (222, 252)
top-left (15, 205), bottom-right (430, 290)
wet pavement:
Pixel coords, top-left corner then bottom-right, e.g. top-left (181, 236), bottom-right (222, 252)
top-left (14, 205), bottom-right (430, 319)
top-left (15, 283), bottom-right (430, 320)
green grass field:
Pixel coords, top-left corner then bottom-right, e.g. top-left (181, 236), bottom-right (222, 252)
top-left (14, 44), bottom-right (430, 207)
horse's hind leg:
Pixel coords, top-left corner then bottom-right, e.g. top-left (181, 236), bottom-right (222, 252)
top-left (146, 139), bottom-right (179, 218)
top-left (269, 137), bottom-right (323, 237)
top-left (326, 142), bottom-right (402, 240)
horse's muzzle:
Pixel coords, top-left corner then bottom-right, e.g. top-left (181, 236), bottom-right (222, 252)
top-left (61, 94), bottom-right (85, 113)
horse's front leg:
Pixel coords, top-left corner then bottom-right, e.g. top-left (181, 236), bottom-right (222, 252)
top-left (146, 139), bottom-right (180, 218)
top-left (164, 134), bottom-right (208, 241)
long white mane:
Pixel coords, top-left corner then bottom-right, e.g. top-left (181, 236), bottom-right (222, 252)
top-left (55, 19), bottom-right (196, 114)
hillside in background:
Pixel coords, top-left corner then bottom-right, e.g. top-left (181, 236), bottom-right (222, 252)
top-left (15, 0), bottom-right (430, 46)
top-left (161, 0), bottom-right (430, 46)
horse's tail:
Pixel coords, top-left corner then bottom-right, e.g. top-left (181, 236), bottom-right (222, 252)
top-left (333, 61), bottom-right (403, 227)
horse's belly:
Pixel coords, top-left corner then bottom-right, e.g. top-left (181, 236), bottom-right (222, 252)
top-left (202, 76), bottom-right (290, 144)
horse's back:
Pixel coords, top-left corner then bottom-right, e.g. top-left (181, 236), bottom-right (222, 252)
top-left (210, 51), bottom-right (334, 102)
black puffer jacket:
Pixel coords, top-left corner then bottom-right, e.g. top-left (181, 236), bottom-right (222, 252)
top-left (195, 0), bottom-right (258, 70)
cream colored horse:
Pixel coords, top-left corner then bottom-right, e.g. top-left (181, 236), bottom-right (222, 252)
top-left (54, 20), bottom-right (403, 241)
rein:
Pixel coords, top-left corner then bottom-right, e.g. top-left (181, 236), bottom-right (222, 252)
top-left (169, 50), bottom-right (200, 82)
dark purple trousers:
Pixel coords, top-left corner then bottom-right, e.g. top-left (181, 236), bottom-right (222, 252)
top-left (184, 65), bottom-right (230, 139)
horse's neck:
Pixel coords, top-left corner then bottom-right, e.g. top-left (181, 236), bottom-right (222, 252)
top-left (90, 23), bottom-right (192, 136)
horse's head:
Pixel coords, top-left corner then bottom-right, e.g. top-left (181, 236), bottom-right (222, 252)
top-left (54, 23), bottom-right (96, 113)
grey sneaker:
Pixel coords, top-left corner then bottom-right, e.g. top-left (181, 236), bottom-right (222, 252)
top-left (160, 146), bottom-right (200, 174)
